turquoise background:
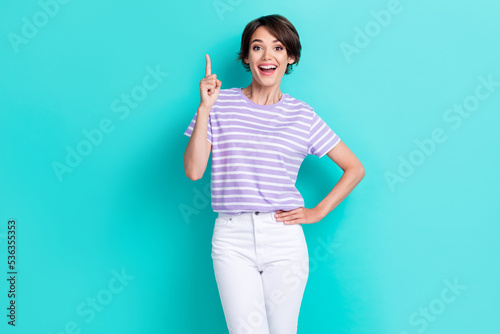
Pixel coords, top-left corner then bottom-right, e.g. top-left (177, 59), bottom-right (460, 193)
top-left (1, 0), bottom-right (499, 333)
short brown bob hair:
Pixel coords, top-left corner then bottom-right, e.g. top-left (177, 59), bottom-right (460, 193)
top-left (236, 14), bottom-right (301, 75)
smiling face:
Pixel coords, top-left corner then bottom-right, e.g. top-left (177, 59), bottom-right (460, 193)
top-left (244, 26), bottom-right (295, 87)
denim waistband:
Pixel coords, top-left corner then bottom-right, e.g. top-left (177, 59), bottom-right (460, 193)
top-left (217, 211), bottom-right (277, 220)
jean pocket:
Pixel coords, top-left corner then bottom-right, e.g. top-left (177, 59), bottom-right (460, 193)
top-left (214, 216), bottom-right (232, 231)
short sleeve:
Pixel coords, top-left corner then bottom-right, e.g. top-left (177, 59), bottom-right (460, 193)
top-left (183, 111), bottom-right (213, 144)
top-left (307, 110), bottom-right (341, 158)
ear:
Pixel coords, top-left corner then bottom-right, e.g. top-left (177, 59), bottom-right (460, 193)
top-left (288, 56), bottom-right (295, 65)
top-left (244, 57), bottom-right (249, 65)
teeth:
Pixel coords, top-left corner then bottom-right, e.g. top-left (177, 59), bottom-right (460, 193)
top-left (260, 65), bottom-right (277, 69)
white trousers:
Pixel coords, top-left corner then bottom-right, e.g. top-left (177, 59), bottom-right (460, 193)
top-left (211, 210), bottom-right (309, 334)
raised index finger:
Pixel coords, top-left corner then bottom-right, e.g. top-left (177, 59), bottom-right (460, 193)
top-left (205, 54), bottom-right (211, 77)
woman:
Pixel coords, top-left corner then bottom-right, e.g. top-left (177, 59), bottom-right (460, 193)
top-left (184, 14), bottom-right (365, 334)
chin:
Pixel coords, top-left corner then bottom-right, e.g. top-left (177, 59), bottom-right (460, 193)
top-left (253, 79), bottom-right (278, 87)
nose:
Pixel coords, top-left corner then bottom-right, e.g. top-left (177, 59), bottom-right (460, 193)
top-left (262, 48), bottom-right (272, 60)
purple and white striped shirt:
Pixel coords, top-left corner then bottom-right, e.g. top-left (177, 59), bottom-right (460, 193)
top-left (184, 87), bottom-right (341, 215)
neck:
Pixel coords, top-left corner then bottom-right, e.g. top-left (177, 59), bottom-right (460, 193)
top-left (243, 82), bottom-right (282, 105)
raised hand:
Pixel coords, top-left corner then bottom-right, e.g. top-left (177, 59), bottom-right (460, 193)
top-left (199, 54), bottom-right (222, 110)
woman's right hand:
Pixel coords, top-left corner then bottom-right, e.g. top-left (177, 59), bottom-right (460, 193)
top-left (200, 54), bottom-right (222, 110)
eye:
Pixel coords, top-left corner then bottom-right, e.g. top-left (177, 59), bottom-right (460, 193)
top-left (275, 46), bottom-right (283, 51)
top-left (252, 46), bottom-right (261, 51)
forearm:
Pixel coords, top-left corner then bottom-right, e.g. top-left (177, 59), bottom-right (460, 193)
top-left (184, 106), bottom-right (211, 180)
top-left (314, 167), bottom-right (365, 219)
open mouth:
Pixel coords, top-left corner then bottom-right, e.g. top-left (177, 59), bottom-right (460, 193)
top-left (258, 65), bottom-right (277, 76)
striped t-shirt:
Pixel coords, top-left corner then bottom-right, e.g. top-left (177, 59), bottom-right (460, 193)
top-left (183, 87), bottom-right (341, 215)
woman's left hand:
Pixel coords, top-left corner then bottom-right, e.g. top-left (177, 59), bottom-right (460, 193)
top-left (274, 207), bottom-right (323, 225)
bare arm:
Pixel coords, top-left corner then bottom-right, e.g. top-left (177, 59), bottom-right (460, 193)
top-left (184, 54), bottom-right (221, 181)
top-left (184, 107), bottom-right (213, 181)
top-left (274, 139), bottom-right (365, 224)
top-left (314, 140), bottom-right (365, 219)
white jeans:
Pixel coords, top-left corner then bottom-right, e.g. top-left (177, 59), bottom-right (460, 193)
top-left (211, 210), bottom-right (309, 334)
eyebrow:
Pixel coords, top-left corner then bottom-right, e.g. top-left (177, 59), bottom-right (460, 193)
top-left (250, 39), bottom-right (281, 44)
